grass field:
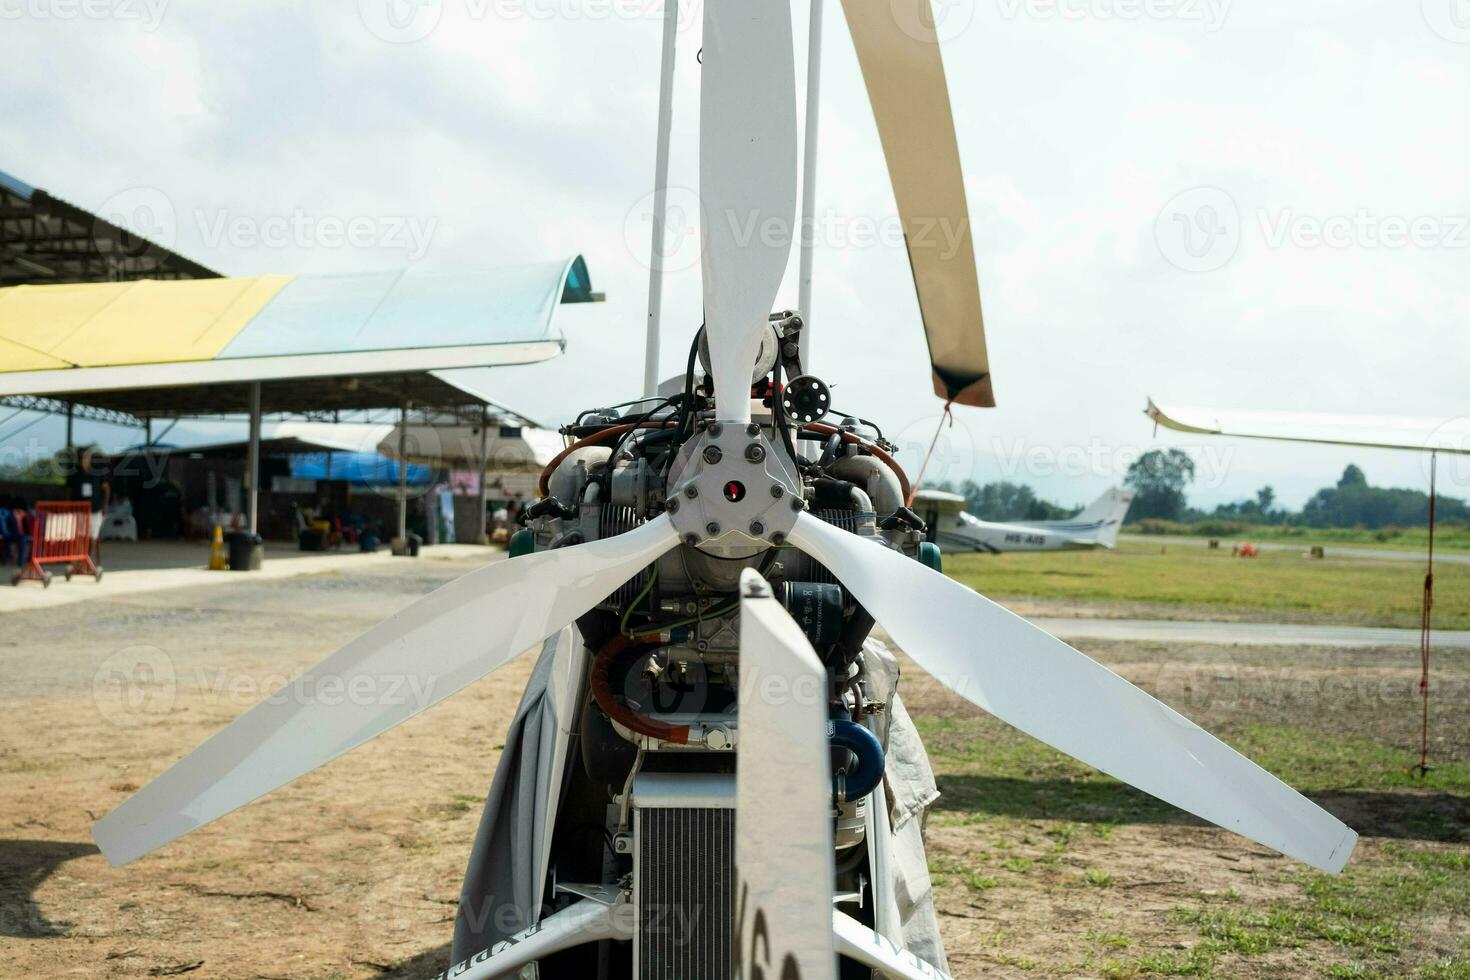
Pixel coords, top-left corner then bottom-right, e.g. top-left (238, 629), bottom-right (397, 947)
top-left (1126, 523), bottom-right (1470, 555)
top-left (901, 639), bottom-right (1470, 979)
top-left (945, 542), bottom-right (1470, 629)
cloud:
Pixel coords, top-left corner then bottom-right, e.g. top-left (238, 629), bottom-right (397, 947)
top-left (1, 1), bottom-right (1466, 508)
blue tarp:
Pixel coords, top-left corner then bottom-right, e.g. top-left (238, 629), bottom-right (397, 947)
top-left (289, 452), bottom-right (434, 488)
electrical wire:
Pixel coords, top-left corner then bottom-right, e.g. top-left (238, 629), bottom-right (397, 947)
top-left (824, 409), bottom-right (887, 444)
top-left (676, 329), bottom-right (702, 441)
top-left (606, 396), bottom-right (677, 465)
top-left (619, 563), bottom-right (661, 637)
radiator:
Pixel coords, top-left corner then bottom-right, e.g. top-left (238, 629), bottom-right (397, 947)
top-left (633, 773), bottom-right (736, 980)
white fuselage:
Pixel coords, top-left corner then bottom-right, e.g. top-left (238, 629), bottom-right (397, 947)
top-left (934, 511), bottom-right (1107, 553)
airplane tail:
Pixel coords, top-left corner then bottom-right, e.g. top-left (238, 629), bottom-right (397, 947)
top-left (1025, 487), bottom-right (1135, 548)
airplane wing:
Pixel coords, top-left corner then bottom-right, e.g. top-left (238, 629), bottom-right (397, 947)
top-left (1146, 398), bottom-right (1470, 456)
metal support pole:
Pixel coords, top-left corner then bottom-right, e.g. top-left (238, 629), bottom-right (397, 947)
top-left (143, 418), bottom-right (152, 447)
top-left (641, 0), bottom-right (680, 397)
top-left (396, 402), bottom-right (409, 543)
top-left (247, 382), bottom-right (262, 535)
top-left (797, 0), bottom-right (825, 370)
top-left (65, 402), bottom-right (73, 449)
top-left (476, 406), bottom-right (491, 545)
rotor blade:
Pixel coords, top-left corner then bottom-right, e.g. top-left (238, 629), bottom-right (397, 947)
top-left (448, 896), bottom-right (634, 980)
top-left (735, 568), bottom-right (836, 980)
top-left (93, 516), bottom-right (680, 866)
top-left (701, 0), bottom-right (798, 424)
top-left (839, 0), bottom-right (993, 407)
top-left (786, 513), bottom-right (1357, 873)
top-left (833, 911), bottom-right (954, 980)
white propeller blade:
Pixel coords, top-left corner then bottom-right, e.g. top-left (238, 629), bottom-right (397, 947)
top-left (786, 513), bottom-right (1358, 874)
top-left (735, 568), bottom-right (836, 980)
top-left (93, 516), bottom-right (680, 866)
top-left (833, 911), bottom-right (953, 980)
top-left (700, 0), bottom-right (798, 423)
top-left (441, 896), bottom-right (634, 980)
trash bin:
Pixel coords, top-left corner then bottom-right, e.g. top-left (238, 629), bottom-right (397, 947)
top-left (227, 532), bottom-right (264, 571)
top-left (407, 532), bottom-right (422, 557)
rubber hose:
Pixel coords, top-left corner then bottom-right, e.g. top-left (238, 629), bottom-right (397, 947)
top-left (828, 718), bottom-right (885, 801)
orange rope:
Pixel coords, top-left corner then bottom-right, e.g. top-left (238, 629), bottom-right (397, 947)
top-left (905, 398), bottom-right (955, 507)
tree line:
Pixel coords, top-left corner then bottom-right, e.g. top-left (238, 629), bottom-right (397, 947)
top-left (933, 449), bottom-right (1463, 530)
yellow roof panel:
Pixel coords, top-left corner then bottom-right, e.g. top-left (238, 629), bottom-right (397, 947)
top-left (0, 333), bottom-right (68, 372)
top-left (0, 276), bottom-right (292, 372)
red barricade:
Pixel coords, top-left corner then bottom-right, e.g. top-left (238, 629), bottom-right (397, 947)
top-left (13, 502), bottom-right (102, 587)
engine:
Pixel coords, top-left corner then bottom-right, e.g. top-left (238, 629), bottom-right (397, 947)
top-left (518, 317), bottom-right (930, 979)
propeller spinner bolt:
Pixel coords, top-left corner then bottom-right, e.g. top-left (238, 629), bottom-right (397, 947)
top-left (666, 497), bottom-right (680, 513)
top-left (746, 423), bottom-right (760, 436)
top-left (744, 443), bottom-right (765, 463)
top-left (771, 532), bottom-right (787, 546)
top-left (790, 497), bottom-right (805, 512)
top-left (684, 533), bottom-right (700, 547)
top-left (703, 445), bottom-right (723, 464)
top-left (749, 521), bottom-right (765, 536)
top-left (684, 485), bottom-right (699, 499)
top-left (769, 484), bottom-right (785, 499)
top-left (705, 522), bottom-right (721, 536)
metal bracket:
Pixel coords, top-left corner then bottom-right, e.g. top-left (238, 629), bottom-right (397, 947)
top-left (665, 423), bottom-right (803, 552)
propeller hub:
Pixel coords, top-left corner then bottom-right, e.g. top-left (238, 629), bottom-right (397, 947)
top-left (666, 427), bottom-right (801, 554)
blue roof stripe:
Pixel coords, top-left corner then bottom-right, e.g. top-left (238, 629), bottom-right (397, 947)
top-left (0, 169), bottom-right (36, 201)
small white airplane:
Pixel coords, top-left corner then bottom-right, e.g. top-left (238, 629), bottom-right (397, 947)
top-left (914, 486), bottom-right (1135, 553)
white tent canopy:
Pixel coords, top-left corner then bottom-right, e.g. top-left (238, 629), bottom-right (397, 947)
top-left (379, 422), bottom-right (562, 471)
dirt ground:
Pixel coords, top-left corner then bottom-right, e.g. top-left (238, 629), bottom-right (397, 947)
top-left (0, 556), bottom-right (1465, 979)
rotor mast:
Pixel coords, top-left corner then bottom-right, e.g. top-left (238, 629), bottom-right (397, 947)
top-left (641, 0), bottom-right (680, 397)
top-left (797, 0), bottom-right (824, 370)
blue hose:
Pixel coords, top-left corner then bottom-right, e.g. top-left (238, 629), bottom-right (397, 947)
top-left (827, 718), bottom-right (885, 801)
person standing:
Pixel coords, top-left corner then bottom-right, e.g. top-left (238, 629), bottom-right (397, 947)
top-left (66, 447), bottom-right (110, 560)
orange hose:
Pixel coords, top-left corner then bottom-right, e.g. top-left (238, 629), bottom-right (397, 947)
top-left (805, 421), bottom-right (912, 503)
top-left (589, 634), bottom-right (691, 745)
top-left (537, 421), bottom-right (675, 497)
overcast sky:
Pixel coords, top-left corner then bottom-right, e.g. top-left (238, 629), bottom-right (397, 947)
top-left (2, 0), bottom-right (1467, 508)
